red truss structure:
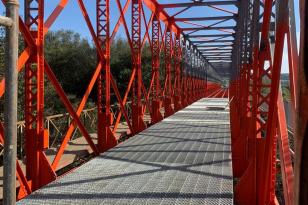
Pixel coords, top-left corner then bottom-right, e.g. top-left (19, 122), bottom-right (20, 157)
top-left (0, 0), bottom-right (306, 204)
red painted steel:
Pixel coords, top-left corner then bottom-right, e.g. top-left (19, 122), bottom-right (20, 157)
top-left (173, 35), bottom-right (182, 111)
top-left (96, 0), bottom-right (117, 152)
top-left (163, 28), bottom-right (174, 117)
top-left (0, 0), bottom-right (301, 204)
top-left (151, 15), bottom-right (163, 123)
top-left (131, 0), bottom-right (146, 133)
top-left (230, 0), bottom-right (297, 204)
top-left (24, 0), bottom-right (56, 191)
top-left (294, 2), bottom-right (308, 203)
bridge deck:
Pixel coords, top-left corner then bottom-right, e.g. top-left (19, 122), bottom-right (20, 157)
top-left (18, 98), bottom-right (233, 205)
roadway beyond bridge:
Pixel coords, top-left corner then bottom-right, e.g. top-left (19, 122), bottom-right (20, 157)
top-left (17, 98), bottom-right (233, 205)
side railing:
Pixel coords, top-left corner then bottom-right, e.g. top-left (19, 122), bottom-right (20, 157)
top-left (1, 101), bottom-right (134, 162)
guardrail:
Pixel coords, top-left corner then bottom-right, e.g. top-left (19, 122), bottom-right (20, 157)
top-left (0, 101), bottom-right (135, 161)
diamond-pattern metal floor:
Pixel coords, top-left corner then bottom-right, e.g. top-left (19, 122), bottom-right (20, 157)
top-left (18, 98), bottom-right (233, 205)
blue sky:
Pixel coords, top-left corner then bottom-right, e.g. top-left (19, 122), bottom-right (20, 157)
top-left (0, 1), bottom-right (301, 73)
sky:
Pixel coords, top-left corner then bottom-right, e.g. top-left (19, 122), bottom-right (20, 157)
top-left (282, 0), bottom-right (300, 73)
top-left (0, 0), bottom-right (301, 73)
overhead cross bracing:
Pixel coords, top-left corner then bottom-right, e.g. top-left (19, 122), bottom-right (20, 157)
top-left (156, 0), bottom-right (239, 80)
top-left (0, 0), bottom-right (303, 204)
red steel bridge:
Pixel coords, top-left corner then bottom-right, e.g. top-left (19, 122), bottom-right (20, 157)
top-left (0, 0), bottom-right (306, 204)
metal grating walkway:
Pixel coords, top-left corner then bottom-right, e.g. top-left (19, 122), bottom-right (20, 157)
top-left (18, 98), bottom-right (233, 205)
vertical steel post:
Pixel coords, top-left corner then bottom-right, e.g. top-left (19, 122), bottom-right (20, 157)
top-left (259, 0), bottom-right (288, 203)
top-left (151, 15), bottom-right (163, 123)
top-left (294, 0), bottom-right (308, 204)
top-left (164, 28), bottom-right (174, 117)
top-left (188, 46), bottom-right (193, 104)
top-left (3, 0), bottom-right (19, 204)
top-left (24, 0), bottom-right (55, 190)
top-left (97, 0), bottom-right (117, 152)
top-left (132, 0), bottom-right (146, 133)
top-left (287, 0), bottom-right (298, 125)
top-left (181, 39), bottom-right (187, 107)
top-left (234, 0), bottom-right (261, 203)
top-left (24, 0), bottom-right (40, 187)
top-left (174, 34), bottom-right (181, 111)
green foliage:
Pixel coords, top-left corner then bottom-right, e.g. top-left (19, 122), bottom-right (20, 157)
top-left (280, 74), bottom-right (291, 102)
top-left (281, 86), bottom-right (290, 101)
top-left (259, 74), bottom-right (292, 102)
top-left (0, 29), bottom-right (154, 117)
top-left (0, 29), bottom-right (297, 118)
top-left (45, 30), bottom-right (97, 98)
top-left (110, 38), bottom-right (132, 94)
top-left (109, 39), bottom-right (152, 95)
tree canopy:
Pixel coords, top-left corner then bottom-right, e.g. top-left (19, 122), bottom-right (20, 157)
top-left (0, 30), bottom-right (154, 116)
top-left (0, 29), bottom-right (292, 118)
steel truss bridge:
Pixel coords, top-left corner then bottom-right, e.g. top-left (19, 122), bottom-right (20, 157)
top-left (0, 0), bottom-right (306, 204)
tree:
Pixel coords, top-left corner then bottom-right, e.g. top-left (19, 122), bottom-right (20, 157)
top-left (0, 30), bottom-right (154, 117)
top-left (45, 30), bottom-right (97, 98)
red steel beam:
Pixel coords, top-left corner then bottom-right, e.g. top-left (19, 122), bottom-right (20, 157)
top-left (143, 0), bottom-right (181, 36)
top-left (96, 0), bottom-right (117, 152)
top-left (0, 0), bottom-right (216, 200)
top-left (163, 28), bottom-right (174, 117)
top-left (151, 14), bottom-right (163, 123)
top-left (294, 1), bottom-right (308, 204)
top-left (160, 1), bottom-right (239, 8)
top-left (173, 34), bottom-right (182, 111)
top-left (277, 92), bottom-right (294, 205)
top-left (24, 0), bottom-right (56, 190)
top-left (131, 0), bottom-right (146, 133)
